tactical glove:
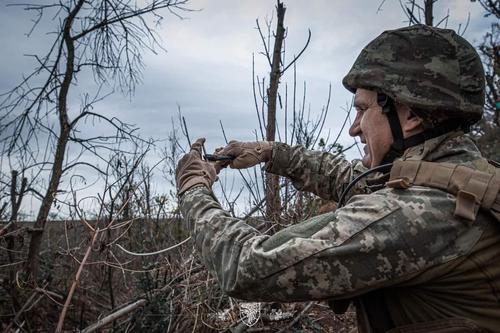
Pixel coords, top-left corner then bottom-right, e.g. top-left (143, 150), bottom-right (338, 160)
top-left (216, 140), bottom-right (273, 169)
top-left (176, 138), bottom-right (217, 195)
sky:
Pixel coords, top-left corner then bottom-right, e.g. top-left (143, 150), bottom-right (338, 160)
top-left (0, 0), bottom-right (496, 218)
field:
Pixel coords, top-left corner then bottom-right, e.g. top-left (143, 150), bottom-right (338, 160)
top-left (1, 218), bottom-right (356, 332)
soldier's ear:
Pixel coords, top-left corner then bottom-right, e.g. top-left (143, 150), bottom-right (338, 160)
top-left (397, 105), bottom-right (424, 135)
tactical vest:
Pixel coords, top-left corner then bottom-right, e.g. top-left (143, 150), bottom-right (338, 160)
top-left (359, 160), bottom-right (500, 333)
top-left (387, 160), bottom-right (500, 224)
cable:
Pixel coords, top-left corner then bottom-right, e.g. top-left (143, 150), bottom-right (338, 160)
top-left (338, 163), bottom-right (393, 207)
top-left (115, 236), bottom-right (191, 257)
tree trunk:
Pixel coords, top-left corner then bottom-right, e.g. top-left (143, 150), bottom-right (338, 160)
top-left (25, 0), bottom-right (84, 282)
top-left (424, 0), bottom-right (434, 26)
top-left (7, 170), bottom-right (27, 315)
top-left (265, 1), bottom-right (286, 221)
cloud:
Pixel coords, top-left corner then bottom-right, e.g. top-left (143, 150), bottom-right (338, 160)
top-left (0, 0), bottom-right (495, 217)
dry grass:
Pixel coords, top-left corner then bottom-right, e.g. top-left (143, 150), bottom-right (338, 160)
top-left (0, 218), bottom-right (356, 332)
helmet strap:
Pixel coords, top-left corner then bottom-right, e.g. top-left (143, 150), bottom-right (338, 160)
top-left (378, 94), bottom-right (405, 164)
top-left (377, 94), bottom-right (461, 164)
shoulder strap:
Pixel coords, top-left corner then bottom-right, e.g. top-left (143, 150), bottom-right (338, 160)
top-left (387, 160), bottom-right (500, 222)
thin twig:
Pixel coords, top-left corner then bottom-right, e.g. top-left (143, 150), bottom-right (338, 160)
top-left (377, 0), bottom-right (387, 13)
top-left (276, 302), bottom-right (314, 333)
top-left (80, 299), bottom-right (147, 333)
top-left (281, 29), bottom-right (311, 74)
top-left (3, 283), bottom-right (47, 332)
top-left (55, 228), bottom-right (100, 333)
top-left (181, 115), bottom-right (192, 147)
top-left (256, 19), bottom-right (272, 68)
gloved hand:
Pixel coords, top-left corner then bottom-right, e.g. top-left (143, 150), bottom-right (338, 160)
top-left (215, 140), bottom-right (273, 169)
top-left (176, 138), bottom-right (218, 195)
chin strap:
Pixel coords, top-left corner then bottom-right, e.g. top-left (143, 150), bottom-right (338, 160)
top-left (377, 94), bottom-right (462, 164)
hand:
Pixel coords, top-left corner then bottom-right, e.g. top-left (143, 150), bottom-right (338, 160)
top-left (215, 140), bottom-right (273, 169)
top-left (176, 138), bottom-right (217, 195)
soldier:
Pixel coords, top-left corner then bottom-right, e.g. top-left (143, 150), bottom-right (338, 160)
top-left (176, 24), bottom-right (500, 332)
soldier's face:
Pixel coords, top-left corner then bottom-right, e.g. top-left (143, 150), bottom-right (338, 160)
top-left (350, 89), bottom-right (393, 168)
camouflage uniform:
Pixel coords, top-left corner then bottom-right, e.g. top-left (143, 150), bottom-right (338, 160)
top-left (178, 25), bottom-right (499, 332)
top-left (180, 132), bottom-right (500, 332)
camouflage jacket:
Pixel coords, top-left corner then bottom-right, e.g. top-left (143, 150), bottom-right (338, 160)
top-left (179, 132), bottom-right (500, 332)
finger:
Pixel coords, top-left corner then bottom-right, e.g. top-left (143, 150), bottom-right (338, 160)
top-left (190, 138), bottom-right (206, 158)
top-left (230, 158), bottom-right (246, 169)
top-left (218, 141), bottom-right (241, 156)
top-left (213, 160), bottom-right (229, 174)
top-left (207, 163), bottom-right (217, 179)
top-left (176, 153), bottom-right (190, 173)
top-left (230, 153), bottom-right (257, 169)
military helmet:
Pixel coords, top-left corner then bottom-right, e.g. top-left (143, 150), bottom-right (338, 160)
top-left (343, 24), bottom-right (485, 126)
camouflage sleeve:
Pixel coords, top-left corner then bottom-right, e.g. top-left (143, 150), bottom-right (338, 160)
top-left (264, 142), bottom-right (368, 201)
top-left (179, 185), bottom-right (483, 302)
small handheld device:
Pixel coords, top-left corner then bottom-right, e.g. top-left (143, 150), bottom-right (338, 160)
top-left (204, 154), bottom-right (235, 161)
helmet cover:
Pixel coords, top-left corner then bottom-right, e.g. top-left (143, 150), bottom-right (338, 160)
top-left (343, 24), bottom-right (485, 125)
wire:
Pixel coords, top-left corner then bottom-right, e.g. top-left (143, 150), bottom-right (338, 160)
top-left (338, 163), bottom-right (393, 207)
top-left (115, 236), bottom-right (191, 257)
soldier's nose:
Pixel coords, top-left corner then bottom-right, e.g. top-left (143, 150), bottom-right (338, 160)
top-left (349, 122), bottom-right (361, 137)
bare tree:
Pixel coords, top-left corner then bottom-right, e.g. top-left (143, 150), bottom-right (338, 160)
top-left (0, 0), bottom-right (190, 282)
top-left (472, 0), bottom-right (500, 18)
top-left (229, 0), bottom-right (356, 226)
top-left (384, 0), bottom-right (498, 161)
top-left (424, 0), bottom-right (435, 25)
top-left (254, 1), bottom-right (311, 221)
top-left (0, 171), bottom-right (28, 321)
top-left (471, 1), bottom-right (499, 160)
top-left (265, 1), bottom-right (286, 221)
top-left (479, 23), bottom-right (499, 125)
top-left (472, 0), bottom-right (499, 127)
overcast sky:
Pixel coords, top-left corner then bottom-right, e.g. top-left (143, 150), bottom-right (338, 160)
top-left (0, 0), bottom-right (496, 217)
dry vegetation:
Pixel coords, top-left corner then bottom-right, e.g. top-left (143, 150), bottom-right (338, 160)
top-left (1, 0), bottom-right (498, 332)
top-left (1, 217), bottom-right (356, 332)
